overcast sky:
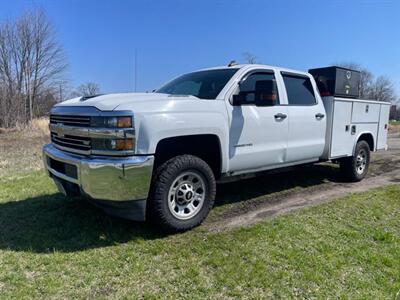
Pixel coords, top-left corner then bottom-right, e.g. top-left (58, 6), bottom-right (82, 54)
top-left (1, 0), bottom-right (399, 95)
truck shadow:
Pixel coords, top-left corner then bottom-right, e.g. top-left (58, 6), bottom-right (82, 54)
top-left (214, 163), bottom-right (342, 207)
top-left (0, 163), bottom-right (341, 253)
top-left (0, 193), bottom-right (165, 253)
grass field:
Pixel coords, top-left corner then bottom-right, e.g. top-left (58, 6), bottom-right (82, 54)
top-left (0, 125), bottom-right (400, 298)
top-left (0, 120), bottom-right (49, 178)
top-left (0, 172), bottom-right (399, 298)
top-left (390, 120), bottom-right (400, 125)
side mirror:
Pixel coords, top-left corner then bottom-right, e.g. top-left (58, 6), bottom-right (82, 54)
top-left (254, 80), bottom-right (278, 107)
top-left (232, 94), bottom-right (243, 106)
top-left (255, 97), bottom-right (276, 107)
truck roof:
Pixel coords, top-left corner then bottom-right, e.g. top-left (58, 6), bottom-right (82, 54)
top-left (198, 64), bottom-right (310, 76)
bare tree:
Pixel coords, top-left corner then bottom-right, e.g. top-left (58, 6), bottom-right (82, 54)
top-left (369, 76), bottom-right (397, 103)
top-left (0, 9), bottom-right (67, 127)
top-left (336, 62), bottom-right (397, 102)
top-left (242, 52), bottom-right (260, 64)
top-left (70, 82), bottom-right (100, 98)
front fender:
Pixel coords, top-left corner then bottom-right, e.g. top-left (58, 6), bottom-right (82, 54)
top-left (135, 111), bottom-right (230, 173)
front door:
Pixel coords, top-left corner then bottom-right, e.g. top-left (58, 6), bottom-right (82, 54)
top-left (227, 71), bottom-right (289, 173)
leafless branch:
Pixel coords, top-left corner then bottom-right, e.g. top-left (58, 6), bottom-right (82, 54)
top-left (70, 82), bottom-right (101, 98)
top-left (242, 52), bottom-right (260, 64)
top-left (0, 9), bottom-right (67, 127)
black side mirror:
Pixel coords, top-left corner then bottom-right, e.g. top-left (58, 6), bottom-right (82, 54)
top-left (255, 97), bottom-right (276, 107)
top-left (232, 94), bottom-right (244, 106)
top-left (254, 80), bottom-right (277, 107)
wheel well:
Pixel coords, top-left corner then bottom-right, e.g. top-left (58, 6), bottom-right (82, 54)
top-left (154, 135), bottom-right (222, 178)
top-left (358, 133), bottom-right (374, 151)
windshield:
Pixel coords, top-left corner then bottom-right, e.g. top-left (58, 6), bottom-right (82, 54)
top-left (156, 68), bottom-right (239, 99)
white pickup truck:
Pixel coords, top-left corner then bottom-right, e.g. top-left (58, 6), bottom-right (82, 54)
top-left (43, 64), bottom-right (391, 231)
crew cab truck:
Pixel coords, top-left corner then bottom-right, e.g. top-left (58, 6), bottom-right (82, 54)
top-left (43, 64), bottom-right (391, 232)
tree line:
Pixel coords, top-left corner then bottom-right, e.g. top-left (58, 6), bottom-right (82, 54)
top-left (0, 10), bottom-right (100, 128)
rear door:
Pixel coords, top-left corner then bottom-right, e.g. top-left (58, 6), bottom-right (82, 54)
top-left (281, 72), bottom-right (326, 162)
top-left (377, 104), bottom-right (390, 150)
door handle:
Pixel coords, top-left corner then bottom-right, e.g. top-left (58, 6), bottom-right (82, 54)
top-left (274, 113), bottom-right (287, 120)
top-left (315, 113), bottom-right (325, 119)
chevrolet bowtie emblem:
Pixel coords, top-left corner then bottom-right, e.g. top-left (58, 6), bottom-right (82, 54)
top-left (55, 123), bottom-right (64, 137)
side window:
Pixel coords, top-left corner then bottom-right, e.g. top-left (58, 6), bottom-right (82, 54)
top-left (236, 72), bottom-right (279, 105)
top-left (282, 74), bottom-right (316, 105)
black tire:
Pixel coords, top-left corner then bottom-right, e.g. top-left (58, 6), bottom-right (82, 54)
top-left (340, 140), bottom-right (370, 182)
top-left (147, 155), bottom-right (216, 232)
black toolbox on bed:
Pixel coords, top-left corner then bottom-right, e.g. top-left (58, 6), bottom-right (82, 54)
top-left (308, 66), bottom-right (360, 99)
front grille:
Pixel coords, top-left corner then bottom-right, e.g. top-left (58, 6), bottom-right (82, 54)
top-left (50, 114), bottom-right (91, 127)
top-left (51, 132), bottom-right (91, 152)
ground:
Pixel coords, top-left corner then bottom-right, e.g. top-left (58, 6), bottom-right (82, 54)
top-left (208, 131), bottom-right (400, 231)
top-left (0, 124), bottom-right (399, 298)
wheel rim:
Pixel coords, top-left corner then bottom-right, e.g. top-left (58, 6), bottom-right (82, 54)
top-left (355, 149), bottom-right (367, 175)
top-left (167, 171), bottom-right (206, 220)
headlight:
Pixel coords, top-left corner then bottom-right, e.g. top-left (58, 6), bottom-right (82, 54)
top-left (90, 114), bottom-right (135, 155)
top-left (91, 116), bottom-right (133, 128)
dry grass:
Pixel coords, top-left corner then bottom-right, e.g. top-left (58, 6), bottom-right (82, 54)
top-left (29, 118), bottom-right (50, 135)
top-left (0, 118), bottom-right (49, 177)
top-left (0, 117), bottom-right (49, 137)
top-left (389, 123), bottom-right (400, 135)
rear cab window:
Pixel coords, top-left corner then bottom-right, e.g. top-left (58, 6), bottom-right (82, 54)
top-left (282, 73), bottom-right (317, 105)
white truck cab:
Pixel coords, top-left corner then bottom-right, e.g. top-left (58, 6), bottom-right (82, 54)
top-left (43, 64), bottom-right (391, 231)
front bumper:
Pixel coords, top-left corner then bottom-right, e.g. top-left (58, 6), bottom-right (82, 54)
top-left (43, 144), bottom-right (154, 218)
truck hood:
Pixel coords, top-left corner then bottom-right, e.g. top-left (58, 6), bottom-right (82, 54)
top-left (56, 93), bottom-right (198, 111)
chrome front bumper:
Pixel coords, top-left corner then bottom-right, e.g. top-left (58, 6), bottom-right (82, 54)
top-left (43, 144), bottom-right (154, 202)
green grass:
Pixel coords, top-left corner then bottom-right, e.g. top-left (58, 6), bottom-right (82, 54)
top-left (0, 171), bottom-right (399, 298)
top-left (390, 120), bottom-right (400, 125)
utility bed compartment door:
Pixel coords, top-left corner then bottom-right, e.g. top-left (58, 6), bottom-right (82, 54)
top-left (351, 102), bottom-right (380, 123)
top-left (331, 101), bottom-right (354, 157)
top-left (377, 104), bottom-right (390, 150)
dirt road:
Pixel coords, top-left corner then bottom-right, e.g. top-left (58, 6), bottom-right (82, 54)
top-left (206, 133), bottom-right (400, 231)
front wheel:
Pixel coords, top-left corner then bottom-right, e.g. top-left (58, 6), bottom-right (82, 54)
top-left (147, 155), bottom-right (216, 232)
top-left (340, 140), bottom-right (370, 182)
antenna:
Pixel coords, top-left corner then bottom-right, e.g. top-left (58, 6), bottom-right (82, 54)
top-left (134, 49), bottom-right (138, 92)
top-left (228, 60), bottom-right (237, 67)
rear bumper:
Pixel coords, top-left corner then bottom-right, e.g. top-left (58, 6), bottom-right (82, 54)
top-left (43, 144), bottom-right (154, 218)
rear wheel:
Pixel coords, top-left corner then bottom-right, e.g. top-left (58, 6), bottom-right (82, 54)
top-left (340, 140), bottom-right (370, 182)
top-left (147, 155), bottom-right (216, 232)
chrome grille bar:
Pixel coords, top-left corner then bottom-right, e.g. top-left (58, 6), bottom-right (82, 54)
top-left (51, 133), bottom-right (91, 153)
top-left (49, 123), bottom-right (135, 139)
top-left (50, 115), bottom-right (91, 127)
